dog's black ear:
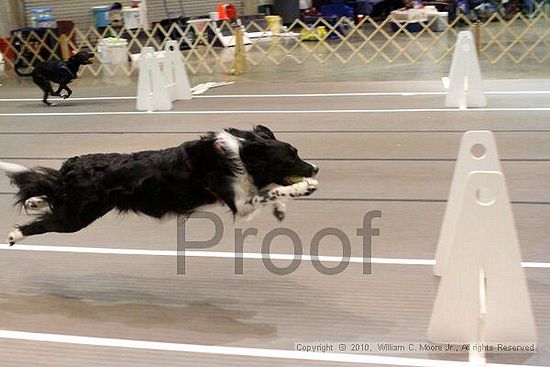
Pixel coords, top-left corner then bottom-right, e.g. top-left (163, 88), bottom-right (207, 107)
top-left (240, 141), bottom-right (270, 187)
top-left (240, 140), bottom-right (267, 158)
top-left (240, 140), bottom-right (270, 168)
top-left (254, 125), bottom-right (276, 140)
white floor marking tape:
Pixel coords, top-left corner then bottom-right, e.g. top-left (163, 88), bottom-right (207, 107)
top-left (198, 91), bottom-right (550, 98)
top-left (0, 107), bottom-right (549, 117)
top-left (0, 90), bottom-right (549, 102)
top-left (0, 244), bottom-right (548, 268)
top-left (0, 97), bottom-right (135, 102)
top-left (0, 330), bottom-right (542, 367)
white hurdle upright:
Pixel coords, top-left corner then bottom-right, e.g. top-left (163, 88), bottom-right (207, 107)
top-left (136, 42), bottom-right (192, 111)
top-left (434, 131), bottom-right (502, 277)
top-left (163, 40), bottom-right (192, 101)
top-left (445, 31), bottom-right (487, 109)
top-left (429, 130), bottom-right (536, 348)
top-left (428, 171), bottom-right (537, 345)
top-left (136, 47), bottom-right (172, 111)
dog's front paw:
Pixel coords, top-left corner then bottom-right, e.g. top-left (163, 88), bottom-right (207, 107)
top-left (303, 177), bottom-right (318, 188)
top-left (61, 94), bottom-right (69, 99)
top-left (7, 229), bottom-right (23, 246)
top-left (273, 202), bottom-right (286, 221)
top-left (302, 178), bottom-right (318, 196)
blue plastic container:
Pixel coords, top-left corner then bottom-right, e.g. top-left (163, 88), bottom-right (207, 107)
top-left (92, 6), bottom-right (110, 28)
top-left (30, 7), bottom-right (53, 27)
top-left (391, 20), bottom-right (425, 33)
top-left (36, 15), bottom-right (57, 28)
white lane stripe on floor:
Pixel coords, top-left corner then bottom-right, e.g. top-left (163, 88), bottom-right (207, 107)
top-left (197, 91), bottom-right (550, 98)
top-left (0, 330), bottom-right (541, 367)
top-left (1, 90), bottom-right (549, 102)
top-left (0, 96), bottom-right (135, 102)
top-left (0, 107), bottom-right (549, 117)
top-left (0, 244), bottom-right (548, 268)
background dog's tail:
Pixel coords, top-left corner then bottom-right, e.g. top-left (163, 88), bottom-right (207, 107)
top-left (14, 66), bottom-right (33, 77)
top-left (0, 161), bottom-right (60, 207)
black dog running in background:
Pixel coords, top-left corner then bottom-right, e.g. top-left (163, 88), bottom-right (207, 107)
top-left (15, 51), bottom-right (95, 106)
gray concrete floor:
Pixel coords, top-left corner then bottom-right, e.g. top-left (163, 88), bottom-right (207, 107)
top-left (0, 73), bottom-right (549, 366)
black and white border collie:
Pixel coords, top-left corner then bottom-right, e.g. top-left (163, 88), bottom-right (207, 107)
top-left (0, 126), bottom-right (319, 245)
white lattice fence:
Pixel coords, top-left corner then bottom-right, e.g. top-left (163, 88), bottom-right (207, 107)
top-left (2, 11), bottom-right (548, 76)
top-left (480, 11), bottom-right (549, 63)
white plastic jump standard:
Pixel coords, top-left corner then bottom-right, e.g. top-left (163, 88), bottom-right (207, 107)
top-left (164, 40), bottom-right (192, 101)
top-left (136, 47), bottom-right (172, 111)
top-left (434, 131), bottom-right (502, 277)
top-left (428, 171), bottom-right (537, 344)
top-left (445, 31), bottom-right (487, 109)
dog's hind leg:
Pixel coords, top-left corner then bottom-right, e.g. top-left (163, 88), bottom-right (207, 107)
top-left (24, 195), bottom-right (50, 211)
top-left (9, 214), bottom-right (85, 245)
top-left (33, 75), bottom-right (54, 105)
top-left (60, 85), bottom-right (72, 99)
top-left (40, 89), bottom-right (51, 106)
top-left (53, 84), bottom-right (63, 96)
top-left (8, 201), bottom-right (114, 245)
top-left (7, 228), bottom-right (24, 245)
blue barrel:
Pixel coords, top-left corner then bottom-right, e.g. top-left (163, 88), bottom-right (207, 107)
top-left (92, 6), bottom-right (110, 28)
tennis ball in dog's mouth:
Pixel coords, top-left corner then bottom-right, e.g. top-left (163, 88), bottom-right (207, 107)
top-left (285, 176), bottom-right (303, 184)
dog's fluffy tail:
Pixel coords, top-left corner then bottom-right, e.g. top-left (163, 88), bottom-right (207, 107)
top-left (0, 161), bottom-right (59, 207)
top-left (0, 161), bottom-right (30, 174)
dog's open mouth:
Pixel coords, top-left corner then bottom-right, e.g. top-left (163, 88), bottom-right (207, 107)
top-left (284, 176), bottom-right (304, 185)
top-left (82, 53), bottom-right (96, 64)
